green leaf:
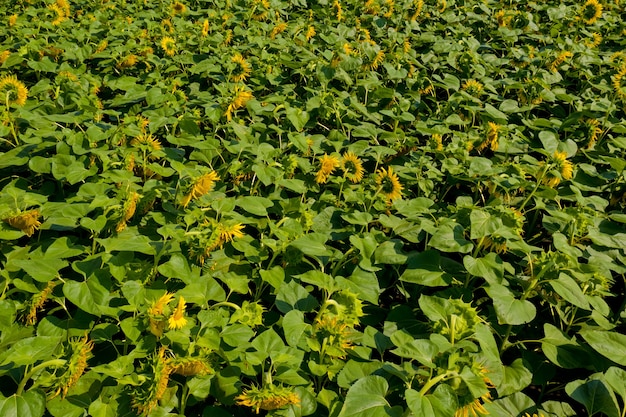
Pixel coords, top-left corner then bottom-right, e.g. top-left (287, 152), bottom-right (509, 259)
top-left (220, 324), bottom-right (255, 347)
top-left (580, 330), bottom-right (626, 366)
top-left (290, 233), bottom-right (333, 257)
top-left (286, 105), bottom-right (310, 131)
top-left (497, 359), bottom-right (533, 397)
top-left (295, 270), bottom-right (334, 291)
top-left (400, 250), bottom-right (451, 287)
top-left (541, 323), bottom-right (591, 369)
top-left (282, 310), bottom-right (310, 348)
top-left (338, 375), bottom-right (400, 417)
top-left (0, 390), bottom-right (46, 417)
top-left (63, 279), bottom-right (109, 317)
top-left (463, 253), bottom-right (505, 285)
top-left (549, 273), bottom-right (590, 310)
top-left (0, 336), bottom-right (61, 366)
top-left (374, 240), bottom-right (408, 265)
top-left (96, 229), bottom-right (156, 254)
top-left (566, 379), bottom-right (620, 417)
top-left (428, 222), bottom-right (473, 253)
top-left (485, 284), bottom-right (536, 325)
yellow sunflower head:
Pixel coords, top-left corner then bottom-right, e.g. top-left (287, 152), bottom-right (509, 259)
top-left (236, 384), bottom-right (300, 414)
top-left (160, 36), bottom-right (176, 56)
top-left (580, 0), bottom-right (603, 24)
top-left (0, 74), bottom-right (28, 107)
top-left (172, 1), bottom-right (186, 14)
top-left (375, 166), bottom-right (403, 201)
top-left (341, 152), bottom-right (364, 183)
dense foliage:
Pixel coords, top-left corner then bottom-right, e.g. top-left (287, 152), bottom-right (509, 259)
top-left (1, 0), bottom-right (626, 416)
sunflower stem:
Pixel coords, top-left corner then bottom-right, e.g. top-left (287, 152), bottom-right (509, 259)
top-left (16, 359), bottom-right (66, 396)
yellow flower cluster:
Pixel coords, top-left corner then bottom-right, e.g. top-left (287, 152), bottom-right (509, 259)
top-left (236, 384), bottom-right (300, 414)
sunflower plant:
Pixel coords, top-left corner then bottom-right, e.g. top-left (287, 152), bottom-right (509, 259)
top-left (1, 0), bottom-right (626, 416)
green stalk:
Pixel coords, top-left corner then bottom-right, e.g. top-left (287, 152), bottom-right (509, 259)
top-left (418, 371), bottom-right (458, 396)
top-left (16, 359), bottom-right (66, 395)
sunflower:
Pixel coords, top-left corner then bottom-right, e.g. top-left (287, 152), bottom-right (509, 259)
top-left (117, 54), bottom-right (138, 69)
top-left (580, 0), bottom-right (603, 24)
top-left (217, 223), bottom-right (245, 244)
top-left (476, 122), bottom-right (500, 152)
top-left (201, 19), bottom-right (209, 36)
top-left (462, 79), bottom-right (483, 95)
top-left (583, 118), bottom-right (602, 148)
top-left (315, 154), bottom-right (340, 184)
top-left (549, 51), bottom-right (573, 72)
top-left (0, 75), bottom-right (28, 106)
top-left (364, 50), bottom-right (385, 71)
top-left (613, 65), bottom-right (626, 99)
top-left (224, 86), bottom-right (253, 121)
top-left (231, 53), bottom-right (252, 83)
top-left (341, 152), bottom-right (364, 183)
top-left (553, 150), bottom-right (574, 180)
top-left (52, 336), bottom-right (94, 399)
top-left (454, 392), bottom-right (490, 417)
top-left (236, 384), bottom-right (300, 414)
top-left (160, 36), bottom-right (176, 56)
top-left (181, 171), bottom-right (220, 207)
top-left (132, 347), bottom-right (174, 416)
top-left (0, 50), bottom-right (10, 64)
top-left (172, 1), bottom-right (186, 14)
top-left (376, 167), bottom-right (403, 201)
top-left (115, 192), bottom-right (139, 232)
top-left (147, 292), bottom-right (175, 316)
top-left (3, 209), bottom-right (41, 236)
top-left (270, 22), bottom-right (288, 39)
top-left (9, 14), bottom-right (17, 27)
top-left (305, 25), bottom-right (316, 41)
top-left (168, 296), bottom-right (187, 330)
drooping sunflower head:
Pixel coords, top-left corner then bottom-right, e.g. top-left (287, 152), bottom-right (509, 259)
top-left (201, 19), bottom-right (209, 36)
top-left (580, 0), bottom-right (603, 24)
top-left (375, 166), bottom-right (403, 201)
top-left (341, 152), bottom-right (364, 183)
top-left (315, 153), bottom-right (340, 184)
top-left (132, 347), bottom-right (174, 416)
top-left (160, 36), bottom-right (176, 56)
top-left (231, 53), bottom-right (252, 83)
top-left (236, 384), bottom-right (300, 414)
top-left (51, 335), bottom-right (94, 399)
top-left (552, 150), bottom-right (574, 180)
top-left (612, 65), bottom-right (626, 99)
top-left (0, 75), bottom-right (28, 106)
top-left (172, 1), bottom-right (186, 14)
top-left (3, 209), bottom-right (41, 236)
top-left (168, 296), bottom-right (188, 330)
top-left (462, 79), bottom-right (483, 95)
top-left (583, 118), bottom-right (602, 148)
top-left (217, 222), bottom-right (245, 244)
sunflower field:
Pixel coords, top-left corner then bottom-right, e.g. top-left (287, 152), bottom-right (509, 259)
top-left (1, 0), bottom-right (626, 416)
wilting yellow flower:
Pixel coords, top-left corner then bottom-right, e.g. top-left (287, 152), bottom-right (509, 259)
top-left (305, 25), bottom-right (316, 41)
top-left (376, 167), bottom-right (403, 201)
top-left (236, 384), bottom-right (300, 414)
top-left (181, 171), bottom-right (220, 207)
top-left (231, 53), bottom-right (252, 83)
top-left (270, 22), bottom-right (288, 39)
top-left (410, 0), bottom-right (424, 20)
top-left (3, 209), bottom-right (41, 236)
top-left (222, 29), bottom-right (233, 45)
top-left (584, 118), bottom-right (602, 148)
top-left (580, 0), bottom-right (603, 24)
top-left (476, 122), bottom-right (500, 152)
top-left (148, 292), bottom-right (175, 316)
top-left (9, 14), bottom-right (17, 27)
top-left (218, 223), bottom-right (245, 244)
top-left (224, 87), bottom-right (253, 121)
top-left (172, 1), bottom-right (186, 14)
top-left (201, 19), bottom-right (209, 36)
top-left (554, 151), bottom-right (573, 180)
top-left (0, 50), bottom-right (10, 64)
top-left (116, 192), bottom-right (139, 232)
top-left (482, 234), bottom-right (507, 254)
top-left (316, 154), bottom-right (340, 184)
top-left (132, 132), bottom-right (162, 153)
top-left (160, 36), bottom-right (176, 56)
top-left (437, 0), bottom-right (447, 13)
top-left (549, 51), bottom-right (573, 72)
top-left (132, 347), bottom-right (174, 416)
top-left (0, 74), bottom-right (28, 106)
top-left (333, 0), bottom-right (343, 21)
top-left (462, 79), bottom-right (483, 95)
top-left (94, 39), bottom-right (108, 53)
top-left (52, 336), bottom-right (94, 399)
top-left (341, 152), bottom-right (364, 183)
top-left (168, 296), bottom-right (187, 330)
top-left (585, 32), bottom-right (602, 48)
top-left (170, 356), bottom-right (213, 376)
top-left (613, 65), bottom-right (626, 99)
top-left (364, 50), bottom-right (385, 71)
top-left (26, 281), bottom-right (57, 325)
top-left (118, 54), bottom-right (138, 69)
top-left (431, 134), bottom-right (443, 151)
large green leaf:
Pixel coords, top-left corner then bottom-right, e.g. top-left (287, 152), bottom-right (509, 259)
top-left (566, 379), bottom-right (620, 417)
top-left (338, 376), bottom-right (401, 417)
top-left (428, 222), bottom-right (473, 253)
top-left (0, 390), bottom-right (46, 417)
top-left (580, 330), bottom-right (626, 366)
top-left (485, 284), bottom-right (536, 325)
